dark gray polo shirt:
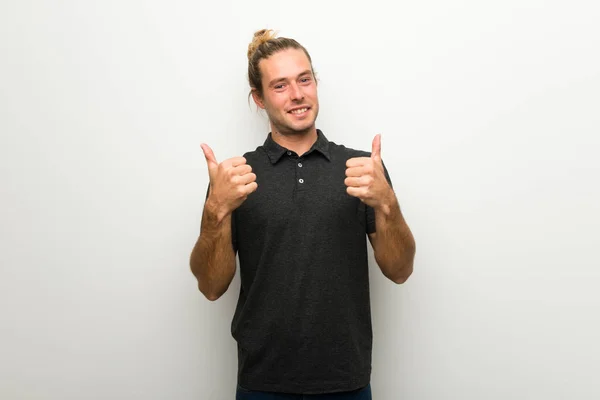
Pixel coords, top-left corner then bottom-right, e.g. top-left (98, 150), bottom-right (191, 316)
top-left (230, 130), bottom-right (391, 394)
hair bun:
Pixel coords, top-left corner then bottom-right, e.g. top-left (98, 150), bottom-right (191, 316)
top-left (247, 29), bottom-right (277, 60)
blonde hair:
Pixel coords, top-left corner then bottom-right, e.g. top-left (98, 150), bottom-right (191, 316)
top-left (247, 29), bottom-right (315, 97)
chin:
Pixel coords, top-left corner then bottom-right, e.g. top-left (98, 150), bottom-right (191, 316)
top-left (290, 123), bottom-right (316, 135)
top-left (289, 117), bottom-right (317, 132)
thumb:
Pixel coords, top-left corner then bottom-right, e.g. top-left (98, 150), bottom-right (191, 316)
top-left (200, 143), bottom-right (219, 172)
top-left (371, 134), bottom-right (382, 163)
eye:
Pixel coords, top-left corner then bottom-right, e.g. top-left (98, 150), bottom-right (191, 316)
top-left (274, 83), bottom-right (286, 90)
top-left (300, 77), bottom-right (312, 84)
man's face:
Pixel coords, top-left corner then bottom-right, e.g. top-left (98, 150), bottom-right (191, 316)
top-left (253, 48), bottom-right (319, 136)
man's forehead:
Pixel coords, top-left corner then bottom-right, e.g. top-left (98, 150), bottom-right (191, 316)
top-left (259, 49), bottom-right (311, 78)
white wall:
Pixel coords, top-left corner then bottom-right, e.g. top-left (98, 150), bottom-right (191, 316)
top-left (1, 1), bottom-right (599, 399)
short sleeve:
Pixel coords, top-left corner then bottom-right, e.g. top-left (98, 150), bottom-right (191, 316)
top-left (366, 160), bottom-right (393, 234)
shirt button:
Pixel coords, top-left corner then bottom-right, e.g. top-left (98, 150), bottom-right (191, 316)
top-left (298, 163), bottom-right (303, 168)
top-left (287, 151), bottom-right (292, 155)
top-left (299, 178), bottom-right (304, 184)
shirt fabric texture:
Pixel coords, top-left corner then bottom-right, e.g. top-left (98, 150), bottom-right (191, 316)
top-left (229, 130), bottom-right (392, 394)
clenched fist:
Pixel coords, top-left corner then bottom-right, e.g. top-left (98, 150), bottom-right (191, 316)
top-left (201, 143), bottom-right (258, 219)
top-left (344, 134), bottom-right (394, 210)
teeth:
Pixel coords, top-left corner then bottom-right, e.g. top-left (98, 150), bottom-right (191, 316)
top-left (290, 108), bottom-right (308, 114)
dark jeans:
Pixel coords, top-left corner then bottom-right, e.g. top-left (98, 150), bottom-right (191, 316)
top-left (236, 383), bottom-right (372, 400)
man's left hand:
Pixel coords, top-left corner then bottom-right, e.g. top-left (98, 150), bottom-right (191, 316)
top-left (345, 134), bottom-right (395, 211)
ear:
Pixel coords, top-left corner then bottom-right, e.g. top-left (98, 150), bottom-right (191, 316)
top-left (251, 89), bottom-right (266, 110)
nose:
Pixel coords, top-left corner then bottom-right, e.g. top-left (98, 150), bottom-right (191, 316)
top-left (289, 82), bottom-right (304, 101)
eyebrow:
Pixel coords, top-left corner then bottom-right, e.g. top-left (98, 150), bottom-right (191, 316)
top-left (268, 70), bottom-right (313, 87)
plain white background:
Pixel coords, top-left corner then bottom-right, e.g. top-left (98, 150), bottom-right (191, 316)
top-left (1, 1), bottom-right (599, 399)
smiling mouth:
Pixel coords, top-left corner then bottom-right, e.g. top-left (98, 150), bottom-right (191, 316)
top-left (289, 107), bottom-right (309, 115)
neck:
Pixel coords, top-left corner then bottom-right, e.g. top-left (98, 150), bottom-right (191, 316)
top-left (270, 126), bottom-right (318, 156)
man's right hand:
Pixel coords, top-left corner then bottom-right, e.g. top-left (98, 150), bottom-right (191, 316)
top-left (201, 143), bottom-right (258, 220)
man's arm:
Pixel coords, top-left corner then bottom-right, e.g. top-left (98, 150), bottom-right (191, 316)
top-left (190, 201), bottom-right (236, 301)
top-left (190, 144), bottom-right (257, 301)
top-left (345, 134), bottom-right (416, 284)
top-left (367, 192), bottom-right (415, 284)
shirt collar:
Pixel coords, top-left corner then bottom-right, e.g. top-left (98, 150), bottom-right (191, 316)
top-left (263, 129), bottom-right (331, 164)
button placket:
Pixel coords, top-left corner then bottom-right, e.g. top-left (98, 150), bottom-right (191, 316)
top-left (296, 157), bottom-right (306, 190)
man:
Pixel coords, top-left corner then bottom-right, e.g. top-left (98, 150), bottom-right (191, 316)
top-left (189, 29), bottom-right (416, 399)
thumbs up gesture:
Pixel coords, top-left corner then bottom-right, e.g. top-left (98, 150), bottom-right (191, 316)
top-left (345, 134), bottom-right (393, 210)
top-left (201, 143), bottom-right (258, 218)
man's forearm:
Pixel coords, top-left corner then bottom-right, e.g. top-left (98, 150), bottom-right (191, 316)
top-left (190, 200), bottom-right (236, 300)
top-left (372, 193), bottom-right (416, 284)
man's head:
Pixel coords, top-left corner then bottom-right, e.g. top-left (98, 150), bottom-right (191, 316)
top-left (247, 29), bottom-right (319, 136)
